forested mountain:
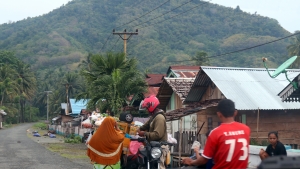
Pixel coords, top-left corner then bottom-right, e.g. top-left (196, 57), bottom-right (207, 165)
top-left (0, 0), bottom-right (293, 73)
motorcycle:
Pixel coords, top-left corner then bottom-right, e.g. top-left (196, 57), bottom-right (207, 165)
top-left (121, 137), bottom-right (173, 169)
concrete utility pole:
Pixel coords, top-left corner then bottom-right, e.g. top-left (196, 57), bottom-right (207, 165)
top-left (112, 29), bottom-right (138, 54)
top-left (44, 91), bottom-right (52, 122)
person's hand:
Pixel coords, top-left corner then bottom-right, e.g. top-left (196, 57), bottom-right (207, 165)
top-left (137, 130), bottom-right (145, 136)
top-left (194, 147), bottom-right (200, 154)
top-left (182, 157), bottom-right (193, 166)
top-left (259, 148), bottom-right (265, 155)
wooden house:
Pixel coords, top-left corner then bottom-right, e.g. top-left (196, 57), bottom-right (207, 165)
top-left (172, 66), bottom-right (300, 148)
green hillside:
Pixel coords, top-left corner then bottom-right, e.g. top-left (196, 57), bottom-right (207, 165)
top-left (0, 0), bottom-right (292, 73)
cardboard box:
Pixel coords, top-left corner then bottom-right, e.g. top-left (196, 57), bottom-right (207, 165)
top-left (129, 125), bottom-right (139, 135)
top-left (118, 122), bottom-right (130, 133)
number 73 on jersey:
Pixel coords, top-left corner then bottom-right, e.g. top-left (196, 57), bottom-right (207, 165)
top-left (225, 138), bottom-right (248, 162)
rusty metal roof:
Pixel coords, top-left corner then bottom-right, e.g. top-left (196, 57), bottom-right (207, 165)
top-left (185, 66), bottom-right (300, 110)
top-left (144, 87), bottom-right (160, 97)
top-left (166, 99), bottom-right (219, 121)
top-left (167, 65), bottom-right (200, 78)
top-left (278, 74), bottom-right (300, 102)
top-left (145, 74), bottom-right (165, 86)
top-left (157, 78), bottom-right (195, 110)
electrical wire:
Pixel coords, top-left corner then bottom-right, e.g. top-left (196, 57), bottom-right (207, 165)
top-left (115, 0), bottom-right (170, 29)
top-left (110, 36), bottom-right (121, 51)
top-left (138, 0), bottom-right (210, 29)
top-left (100, 34), bottom-right (113, 52)
top-left (167, 31), bottom-right (300, 63)
top-left (132, 0), bottom-right (195, 28)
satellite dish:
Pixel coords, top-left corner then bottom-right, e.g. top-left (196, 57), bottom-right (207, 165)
top-left (263, 56), bottom-right (298, 89)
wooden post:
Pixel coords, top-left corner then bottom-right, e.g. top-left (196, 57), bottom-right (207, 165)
top-left (124, 34), bottom-right (127, 54)
top-left (178, 117), bottom-right (183, 167)
top-left (256, 108), bottom-right (260, 141)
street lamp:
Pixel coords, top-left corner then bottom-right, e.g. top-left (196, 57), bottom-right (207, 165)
top-left (44, 91), bottom-right (52, 122)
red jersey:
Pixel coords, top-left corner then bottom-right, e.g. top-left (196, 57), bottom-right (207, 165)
top-left (202, 122), bottom-right (250, 169)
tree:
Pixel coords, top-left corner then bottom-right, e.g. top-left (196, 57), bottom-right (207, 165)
top-left (78, 53), bottom-right (93, 71)
top-left (287, 34), bottom-right (300, 68)
top-left (79, 52), bottom-right (147, 114)
top-left (0, 65), bottom-right (19, 106)
top-left (192, 51), bottom-right (210, 66)
top-left (14, 61), bottom-right (37, 122)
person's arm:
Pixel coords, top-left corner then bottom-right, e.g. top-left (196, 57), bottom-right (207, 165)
top-left (182, 156), bottom-right (208, 166)
top-left (139, 118), bottom-right (151, 131)
top-left (259, 148), bottom-right (269, 160)
top-left (144, 115), bottom-right (165, 141)
top-left (279, 142), bottom-right (287, 155)
top-left (194, 147), bottom-right (201, 159)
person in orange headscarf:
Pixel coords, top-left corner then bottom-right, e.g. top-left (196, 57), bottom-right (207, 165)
top-left (87, 116), bottom-right (124, 169)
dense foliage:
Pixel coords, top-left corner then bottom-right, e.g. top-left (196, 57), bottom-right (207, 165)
top-left (0, 0), bottom-right (296, 74)
top-left (0, 51), bottom-right (37, 123)
top-left (78, 52), bottom-right (147, 114)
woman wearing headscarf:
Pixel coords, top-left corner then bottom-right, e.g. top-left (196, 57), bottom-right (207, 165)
top-left (87, 116), bottom-right (124, 169)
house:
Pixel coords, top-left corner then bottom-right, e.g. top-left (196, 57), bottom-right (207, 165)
top-left (179, 66), bottom-right (300, 148)
top-left (144, 74), bottom-right (165, 97)
top-left (59, 99), bottom-right (89, 124)
top-left (0, 110), bottom-right (7, 129)
top-left (278, 74), bottom-right (300, 102)
top-left (156, 65), bottom-right (200, 135)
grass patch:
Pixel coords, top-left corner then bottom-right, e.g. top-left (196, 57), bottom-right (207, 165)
top-left (61, 154), bottom-right (89, 159)
top-left (33, 122), bottom-right (48, 130)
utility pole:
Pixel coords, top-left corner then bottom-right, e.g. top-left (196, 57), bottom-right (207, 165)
top-left (44, 91), bottom-right (52, 122)
top-left (112, 29), bottom-right (138, 54)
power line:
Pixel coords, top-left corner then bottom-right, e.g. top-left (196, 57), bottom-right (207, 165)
top-left (115, 0), bottom-right (170, 29)
top-left (138, 0), bottom-right (210, 29)
top-left (110, 36), bottom-right (121, 51)
top-left (100, 34), bottom-right (113, 52)
top-left (132, 0), bottom-right (195, 28)
top-left (168, 31), bottom-right (300, 63)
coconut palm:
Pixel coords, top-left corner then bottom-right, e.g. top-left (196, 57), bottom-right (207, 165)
top-left (287, 34), bottom-right (300, 68)
top-left (78, 53), bottom-right (93, 71)
top-left (14, 61), bottom-right (37, 122)
top-left (0, 65), bottom-right (19, 106)
top-left (80, 52), bottom-right (147, 114)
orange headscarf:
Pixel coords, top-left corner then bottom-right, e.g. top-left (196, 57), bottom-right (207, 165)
top-left (87, 116), bottom-right (124, 165)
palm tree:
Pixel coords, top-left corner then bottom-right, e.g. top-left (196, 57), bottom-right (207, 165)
top-left (80, 52), bottom-right (147, 114)
top-left (0, 65), bottom-right (19, 106)
top-left (14, 61), bottom-right (37, 122)
top-left (78, 53), bottom-right (93, 71)
top-left (287, 34), bottom-right (300, 68)
top-left (62, 72), bottom-right (81, 105)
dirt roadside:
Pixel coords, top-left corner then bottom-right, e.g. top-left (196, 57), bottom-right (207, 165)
top-left (26, 127), bottom-right (93, 167)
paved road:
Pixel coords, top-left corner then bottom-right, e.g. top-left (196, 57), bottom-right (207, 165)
top-left (0, 123), bottom-right (91, 169)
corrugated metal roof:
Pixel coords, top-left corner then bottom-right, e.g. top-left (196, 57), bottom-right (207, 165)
top-left (278, 74), bottom-right (300, 102)
top-left (69, 99), bottom-right (88, 114)
top-left (145, 74), bottom-right (165, 86)
top-left (167, 65), bottom-right (200, 78)
top-left (193, 66), bottom-right (300, 110)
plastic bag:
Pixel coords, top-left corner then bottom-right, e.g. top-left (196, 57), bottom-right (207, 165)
top-left (94, 117), bottom-right (105, 126)
top-left (129, 141), bottom-right (143, 154)
top-left (191, 141), bottom-right (201, 149)
top-left (82, 118), bottom-right (92, 128)
top-left (167, 133), bottom-right (177, 144)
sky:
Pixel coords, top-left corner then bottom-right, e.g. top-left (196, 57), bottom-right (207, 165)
top-left (0, 0), bottom-right (299, 33)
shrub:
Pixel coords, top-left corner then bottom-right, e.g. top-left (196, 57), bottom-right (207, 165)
top-left (33, 122), bottom-right (48, 130)
top-left (64, 134), bottom-right (82, 144)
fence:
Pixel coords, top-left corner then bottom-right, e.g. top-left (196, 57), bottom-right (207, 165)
top-left (48, 124), bottom-right (90, 137)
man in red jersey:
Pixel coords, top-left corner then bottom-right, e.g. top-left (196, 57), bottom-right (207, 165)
top-left (183, 99), bottom-right (251, 169)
